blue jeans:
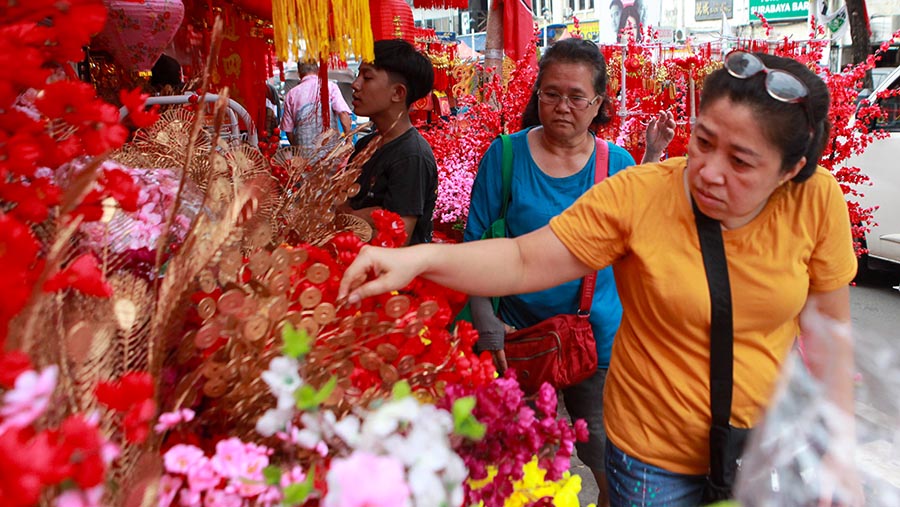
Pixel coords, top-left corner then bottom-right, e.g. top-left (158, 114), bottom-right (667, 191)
top-left (605, 440), bottom-right (707, 507)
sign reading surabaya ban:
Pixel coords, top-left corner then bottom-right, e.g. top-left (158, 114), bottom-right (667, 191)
top-left (749, 0), bottom-right (809, 21)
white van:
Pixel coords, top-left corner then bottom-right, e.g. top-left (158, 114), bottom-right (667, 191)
top-left (846, 66), bottom-right (900, 272)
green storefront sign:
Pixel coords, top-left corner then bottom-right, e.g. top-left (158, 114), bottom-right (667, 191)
top-left (749, 0), bottom-right (808, 21)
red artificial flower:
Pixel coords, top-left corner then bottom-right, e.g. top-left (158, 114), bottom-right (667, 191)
top-left (95, 372), bottom-right (155, 412)
top-left (100, 166), bottom-right (141, 212)
top-left (119, 88), bottom-right (160, 128)
top-left (0, 350), bottom-right (33, 389)
top-left (43, 253), bottom-right (112, 297)
top-left (96, 372), bottom-right (156, 444)
top-left (0, 427), bottom-right (59, 506)
top-left (0, 178), bottom-right (61, 223)
top-left (0, 111), bottom-right (48, 178)
top-left (123, 398), bottom-right (156, 444)
top-left (55, 415), bottom-right (107, 489)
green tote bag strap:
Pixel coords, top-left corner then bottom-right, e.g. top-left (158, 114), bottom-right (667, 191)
top-left (484, 134), bottom-right (513, 240)
top-left (499, 134), bottom-right (513, 220)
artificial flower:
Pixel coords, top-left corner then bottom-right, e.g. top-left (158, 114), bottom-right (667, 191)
top-left (157, 475), bottom-right (183, 507)
top-left (260, 356), bottom-right (302, 410)
top-left (324, 452), bottom-right (411, 507)
top-left (0, 365), bottom-right (58, 433)
top-left (42, 253), bottom-right (112, 297)
top-left (164, 445), bottom-right (206, 475)
top-left (118, 88), bottom-right (160, 129)
top-left (54, 485), bottom-right (103, 507)
top-left (155, 408), bottom-right (196, 433)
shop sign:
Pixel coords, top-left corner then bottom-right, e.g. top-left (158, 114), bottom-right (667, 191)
top-left (695, 0), bottom-right (733, 21)
top-left (749, 0), bottom-right (809, 21)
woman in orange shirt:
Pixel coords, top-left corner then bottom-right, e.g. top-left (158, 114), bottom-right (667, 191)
top-left (338, 52), bottom-right (861, 507)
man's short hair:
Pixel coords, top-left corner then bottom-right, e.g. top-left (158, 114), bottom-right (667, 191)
top-left (298, 61), bottom-right (318, 76)
top-left (372, 39), bottom-right (435, 107)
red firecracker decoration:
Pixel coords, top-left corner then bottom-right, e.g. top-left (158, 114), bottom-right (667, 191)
top-left (369, 0), bottom-right (415, 42)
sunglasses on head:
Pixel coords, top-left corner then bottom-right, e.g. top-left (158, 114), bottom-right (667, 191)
top-left (724, 51), bottom-right (813, 129)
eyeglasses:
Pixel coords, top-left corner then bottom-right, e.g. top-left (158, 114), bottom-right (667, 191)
top-left (724, 50), bottom-right (813, 128)
top-left (537, 89), bottom-right (601, 110)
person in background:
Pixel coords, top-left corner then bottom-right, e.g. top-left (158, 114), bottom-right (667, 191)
top-left (150, 54), bottom-right (183, 95)
top-left (281, 61), bottom-right (352, 147)
top-left (338, 52), bottom-right (862, 507)
top-left (467, 38), bottom-right (674, 507)
top-left (342, 39), bottom-right (438, 246)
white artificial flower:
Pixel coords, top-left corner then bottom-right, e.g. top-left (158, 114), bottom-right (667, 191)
top-left (332, 414), bottom-right (361, 447)
top-left (361, 397), bottom-right (419, 440)
top-left (407, 462), bottom-right (448, 507)
top-left (260, 356), bottom-right (301, 410)
top-left (256, 408), bottom-right (292, 437)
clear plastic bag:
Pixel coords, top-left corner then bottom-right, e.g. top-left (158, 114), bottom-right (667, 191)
top-left (735, 308), bottom-right (900, 506)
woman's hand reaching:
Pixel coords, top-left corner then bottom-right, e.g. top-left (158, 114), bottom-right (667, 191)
top-left (338, 245), bottom-right (425, 305)
top-left (642, 110), bottom-right (676, 163)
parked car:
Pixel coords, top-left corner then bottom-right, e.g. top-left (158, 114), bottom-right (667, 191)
top-left (846, 65), bottom-right (900, 272)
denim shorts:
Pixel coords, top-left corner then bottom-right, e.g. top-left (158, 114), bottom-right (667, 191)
top-left (605, 440), bottom-right (707, 507)
top-left (560, 368), bottom-right (607, 470)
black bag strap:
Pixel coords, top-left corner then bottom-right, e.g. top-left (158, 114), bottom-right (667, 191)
top-left (692, 198), bottom-right (734, 428)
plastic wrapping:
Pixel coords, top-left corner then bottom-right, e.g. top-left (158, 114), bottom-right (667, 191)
top-left (735, 307), bottom-right (900, 506)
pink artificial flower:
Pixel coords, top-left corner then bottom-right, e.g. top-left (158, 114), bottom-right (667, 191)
top-left (0, 365), bottom-right (58, 433)
top-left (210, 438), bottom-right (271, 482)
top-left (178, 488), bottom-right (201, 507)
top-left (203, 489), bottom-right (242, 507)
top-left (55, 485), bottom-right (104, 507)
top-left (101, 442), bottom-right (121, 465)
top-left (227, 451), bottom-right (269, 498)
top-left (158, 475), bottom-right (183, 507)
top-left (155, 408), bottom-right (196, 433)
top-left (164, 444), bottom-right (206, 475)
top-left (187, 456), bottom-right (220, 493)
top-left (323, 452), bottom-right (411, 507)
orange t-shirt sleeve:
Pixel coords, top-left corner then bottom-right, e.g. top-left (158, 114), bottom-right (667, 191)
top-left (808, 167), bottom-right (858, 292)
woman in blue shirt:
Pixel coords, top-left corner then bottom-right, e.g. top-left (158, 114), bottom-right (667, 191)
top-left (464, 38), bottom-right (674, 506)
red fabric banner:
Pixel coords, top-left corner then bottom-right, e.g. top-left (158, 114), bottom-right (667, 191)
top-left (497, 0), bottom-right (535, 63)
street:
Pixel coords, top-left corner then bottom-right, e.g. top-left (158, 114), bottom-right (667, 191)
top-left (571, 273), bottom-right (900, 506)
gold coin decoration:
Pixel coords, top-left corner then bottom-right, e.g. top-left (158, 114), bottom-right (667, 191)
top-left (194, 322), bottom-right (220, 349)
top-left (299, 287), bottom-right (323, 308)
top-left (243, 314), bottom-right (269, 342)
top-left (203, 378), bottom-right (228, 398)
top-left (217, 289), bottom-right (246, 315)
top-left (417, 300), bottom-right (440, 319)
top-left (197, 297), bottom-right (217, 320)
top-left (313, 302), bottom-right (336, 325)
top-left (397, 355), bottom-right (416, 375)
top-left (375, 343), bottom-right (399, 362)
top-left (379, 363), bottom-right (400, 384)
top-left (306, 263), bottom-right (330, 284)
top-left (385, 295), bottom-right (411, 318)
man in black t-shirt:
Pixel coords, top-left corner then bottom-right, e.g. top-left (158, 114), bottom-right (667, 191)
top-left (343, 40), bottom-right (437, 245)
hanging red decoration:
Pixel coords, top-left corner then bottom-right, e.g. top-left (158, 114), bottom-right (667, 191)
top-left (91, 0), bottom-right (185, 72)
top-left (230, 0), bottom-right (273, 21)
top-left (411, 0), bottom-right (469, 8)
top-left (369, 0), bottom-right (415, 42)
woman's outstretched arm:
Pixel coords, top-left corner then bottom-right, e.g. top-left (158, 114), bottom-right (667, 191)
top-left (338, 225), bottom-right (594, 304)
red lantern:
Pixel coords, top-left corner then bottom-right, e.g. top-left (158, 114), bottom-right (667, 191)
top-left (369, 0), bottom-right (415, 42)
top-left (92, 0), bottom-right (185, 72)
